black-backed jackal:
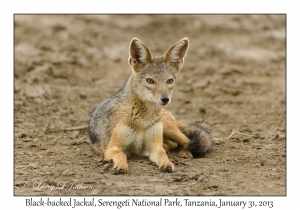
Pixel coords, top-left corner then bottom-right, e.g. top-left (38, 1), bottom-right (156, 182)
top-left (88, 38), bottom-right (212, 174)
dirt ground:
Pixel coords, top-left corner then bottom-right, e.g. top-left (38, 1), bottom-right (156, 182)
top-left (14, 14), bottom-right (286, 196)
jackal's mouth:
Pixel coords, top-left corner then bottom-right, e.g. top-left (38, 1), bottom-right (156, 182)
top-left (160, 102), bottom-right (170, 107)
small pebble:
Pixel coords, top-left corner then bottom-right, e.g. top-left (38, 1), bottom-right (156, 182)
top-left (79, 92), bottom-right (87, 99)
top-left (23, 138), bottom-right (33, 142)
top-left (255, 163), bottom-right (261, 168)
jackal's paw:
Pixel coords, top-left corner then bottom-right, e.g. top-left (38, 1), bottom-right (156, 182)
top-left (113, 162), bottom-right (128, 175)
top-left (159, 161), bottom-right (175, 173)
top-left (179, 150), bottom-right (193, 159)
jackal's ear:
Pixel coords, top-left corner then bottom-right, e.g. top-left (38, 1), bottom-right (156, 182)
top-left (128, 38), bottom-right (153, 70)
top-left (163, 38), bottom-right (189, 71)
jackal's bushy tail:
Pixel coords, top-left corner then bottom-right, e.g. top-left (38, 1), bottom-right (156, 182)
top-left (179, 122), bottom-right (212, 158)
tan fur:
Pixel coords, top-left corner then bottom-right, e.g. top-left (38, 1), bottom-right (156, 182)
top-left (88, 37), bottom-right (211, 174)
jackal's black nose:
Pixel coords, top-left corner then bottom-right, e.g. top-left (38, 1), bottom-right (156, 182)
top-left (161, 97), bottom-right (169, 104)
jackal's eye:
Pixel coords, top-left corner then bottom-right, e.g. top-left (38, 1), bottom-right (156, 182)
top-left (146, 78), bottom-right (155, 84)
top-left (167, 78), bottom-right (174, 84)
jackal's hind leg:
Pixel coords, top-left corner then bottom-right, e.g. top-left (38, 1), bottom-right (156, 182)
top-left (162, 111), bottom-right (193, 158)
top-left (178, 150), bottom-right (193, 159)
top-left (163, 139), bottom-right (178, 152)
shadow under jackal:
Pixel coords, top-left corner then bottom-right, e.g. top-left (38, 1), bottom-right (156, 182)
top-left (88, 37), bottom-right (212, 174)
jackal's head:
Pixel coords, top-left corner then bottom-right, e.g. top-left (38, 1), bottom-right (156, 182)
top-left (128, 37), bottom-right (189, 106)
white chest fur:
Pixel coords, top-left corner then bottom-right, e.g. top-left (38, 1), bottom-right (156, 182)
top-left (119, 122), bottom-right (163, 157)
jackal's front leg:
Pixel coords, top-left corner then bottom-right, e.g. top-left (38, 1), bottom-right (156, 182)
top-left (104, 127), bottom-right (128, 174)
top-left (146, 123), bottom-right (174, 172)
